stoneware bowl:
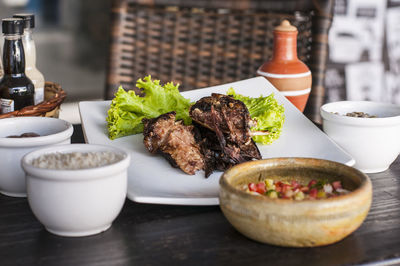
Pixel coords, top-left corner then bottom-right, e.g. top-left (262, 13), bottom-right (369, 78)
top-left (321, 101), bottom-right (400, 173)
top-left (219, 158), bottom-right (372, 247)
top-left (0, 117), bottom-right (73, 197)
top-left (21, 144), bottom-right (130, 237)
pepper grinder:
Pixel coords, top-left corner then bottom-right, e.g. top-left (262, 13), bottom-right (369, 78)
top-left (257, 20), bottom-right (312, 112)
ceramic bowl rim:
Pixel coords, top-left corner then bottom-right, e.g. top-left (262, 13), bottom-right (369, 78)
top-left (22, 144), bottom-right (131, 181)
top-left (320, 101), bottom-right (400, 127)
top-left (220, 157), bottom-right (371, 206)
top-left (0, 117), bottom-right (73, 147)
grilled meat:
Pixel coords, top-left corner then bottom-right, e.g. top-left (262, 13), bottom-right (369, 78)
top-left (190, 93), bottom-right (251, 144)
top-left (142, 94), bottom-right (262, 177)
top-left (190, 94), bottom-right (261, 176)
top-left (143, 112), bottom-right (204, 175)
top-left (196, 124), bottom-right (233, 177)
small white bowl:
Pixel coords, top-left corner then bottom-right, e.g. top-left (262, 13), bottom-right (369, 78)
top-left (21, 144), bottom-right (130, 237)
top-left (0, 117), bottom-right (73, 197)
top-left (321, 101), bottom-right (400, 173)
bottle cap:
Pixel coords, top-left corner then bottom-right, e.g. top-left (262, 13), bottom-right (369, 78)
top-left (2, 18), bottom-right (24, 35)
top-left (13, 13), bottom-right (35, 29)
top-left (274, 20), bottom-right (297, 32)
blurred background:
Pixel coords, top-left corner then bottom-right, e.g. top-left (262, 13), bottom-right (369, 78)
top-left (0, 0), bottom-right (110, 102)
top-left (326, 0), bottom-right (400, 103)
top-left (0, 0), bottom-right (400, 123)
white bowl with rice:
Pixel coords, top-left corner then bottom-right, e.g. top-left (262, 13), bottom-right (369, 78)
top-left (321, 101), bottom-right (400, 173)
top-left (0, 117), bottom-right (73, 197)
top-left (21, 144), bottom-right (130, 237)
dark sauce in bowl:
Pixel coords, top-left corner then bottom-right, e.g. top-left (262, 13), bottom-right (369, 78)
top-left (333, 111), bottom-right (377, 118)
top-left (345, 112), bottom-right (377, 118)
top-left (7, 132), bottom-right (40, 138)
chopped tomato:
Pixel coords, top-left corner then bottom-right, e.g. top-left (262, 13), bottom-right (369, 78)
top-left (309, 188), bottom-right (318, 198)
top-left (332, 181), bottom-right (342, 190)
top-left (248, 183), bottom-right (257, 192)
top-left (256, 182), bottom-right (266, 194)
top-left (275, 181), bottom-right (283, 192)
top-left (281, 184), bottom-right (291, 193)
top-left (245, 179), bottom-right (349, 200)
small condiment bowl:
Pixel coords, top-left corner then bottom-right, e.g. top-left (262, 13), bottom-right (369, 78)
top-left (219, 158), bottom-right (372, 247)
top-left (0, 117), bottom-right (73, 197)
top-left (21, 144), bottom-right (130, 237)
top-left (321, 101), bottom-right (400, 173)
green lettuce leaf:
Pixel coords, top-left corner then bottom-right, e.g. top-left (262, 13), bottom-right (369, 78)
top-left (227, 88), bottom-right (285, 145)
top-left (106, 76), bottom-right (191, 140)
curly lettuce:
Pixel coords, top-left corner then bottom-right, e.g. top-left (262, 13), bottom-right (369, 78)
top-left (106, 76), bottom-right (191, 140)
top-left (227, 88), bottom-right (285, 145)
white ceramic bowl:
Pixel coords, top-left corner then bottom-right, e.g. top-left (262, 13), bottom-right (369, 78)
top-left (0, 117), bottom-right (73, 197)
top-left (21, 144), bottom-right (130, 237)
top-left (321, 101), bottom-right (400, 173)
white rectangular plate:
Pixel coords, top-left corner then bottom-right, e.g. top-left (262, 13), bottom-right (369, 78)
top-left (79, 77), bottom-right (354, 205)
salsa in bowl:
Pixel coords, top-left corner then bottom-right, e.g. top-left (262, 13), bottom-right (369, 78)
top-left (219, 157), bottom-right (372, 247)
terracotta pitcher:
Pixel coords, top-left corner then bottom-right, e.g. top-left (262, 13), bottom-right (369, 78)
top-left (257, 20), bottom-right (312, 112)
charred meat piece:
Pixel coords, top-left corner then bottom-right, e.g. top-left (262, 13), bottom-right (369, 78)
top-left (190, 94), bottom-right (261, 176)
top-left (201, 147), bottom-right (231, 178)
top-left (190, 93), bottom-right (252, 144)
top-left (142, 112), bottom-right (176, 153)
top-left (196, 122), bottom-right (261, 177)
top-left (195, 123), bottom-right (232, 177)
top-left (143, 112), bottom-right (204, 175)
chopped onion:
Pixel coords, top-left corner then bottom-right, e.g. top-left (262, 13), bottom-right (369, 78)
top-left (323, 184), bottom-right (333, 194)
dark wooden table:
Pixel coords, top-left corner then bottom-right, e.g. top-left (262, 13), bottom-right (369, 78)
top-left (1, 125), bottom-right (400, 266)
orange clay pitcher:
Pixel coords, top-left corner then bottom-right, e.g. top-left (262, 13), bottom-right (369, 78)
top-left (257, 20), bottom-right (311, 112)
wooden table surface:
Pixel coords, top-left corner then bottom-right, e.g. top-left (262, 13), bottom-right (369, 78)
top-left (1, 125), bottom-right (400, 266)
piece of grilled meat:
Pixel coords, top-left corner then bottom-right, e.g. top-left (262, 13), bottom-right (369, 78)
top-left (190, 94), bottom-right (261, 176)
top-left (190, 93), bottom-right (251, 144)
top-left (143, 112), bottom-right (204, 175)
top-left (195, 123), bottom-right (233, 177)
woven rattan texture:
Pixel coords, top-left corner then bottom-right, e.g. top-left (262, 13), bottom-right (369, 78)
top-left (0, 82), bottom-right (66, 119)
top-left (108, 4), bottom-right (312, 95)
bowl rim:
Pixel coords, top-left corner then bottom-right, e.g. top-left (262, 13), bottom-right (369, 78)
top-left (21, 144), bottom-right (131, 181)
top-left (0, 117), bottom-right (73, 147)
top-left (219, 157), bottom-right (372, 206)
top-left (320, 101), bottom-right (400, 126)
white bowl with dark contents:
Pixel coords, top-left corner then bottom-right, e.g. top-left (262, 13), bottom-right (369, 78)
top-left (21, 144), bottom-right (130, 237)
top-left (321, 101), bottom-right (400, 173)
top-left (0, 117), bottom-right (73, 197)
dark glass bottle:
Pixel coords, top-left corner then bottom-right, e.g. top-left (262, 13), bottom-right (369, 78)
top-left (0, 18), bottom-right (34, 114)
top-left (13, 13), bottom-right (45, 105)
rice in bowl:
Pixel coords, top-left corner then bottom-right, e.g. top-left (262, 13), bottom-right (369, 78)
top-left (31, 151), bottom-right (124, 170)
